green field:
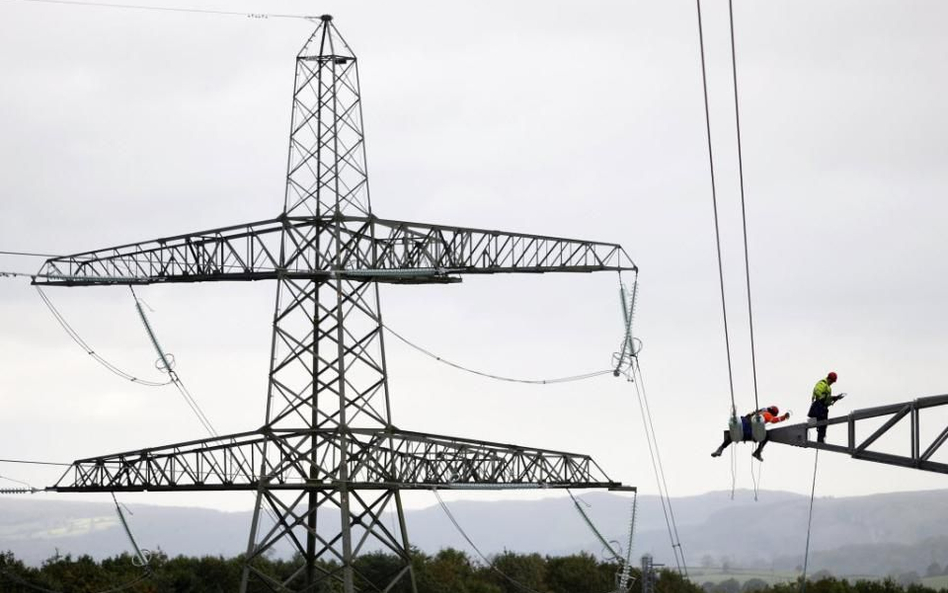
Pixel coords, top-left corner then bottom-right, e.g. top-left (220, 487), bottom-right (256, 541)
top-left (686, 568), bottom-right (797, 586)
top-left (922, 575), bottom-right (948, 590)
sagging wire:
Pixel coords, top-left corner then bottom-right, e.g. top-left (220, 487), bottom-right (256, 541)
top-left (627, 359), bottom-right (687, 576)
top-left (35, 286), bottom-right (172, 387)
top-left (382, 323), bottom-right (614, 385)
top-left (749, 457), bottom-right (762, 502)
top-left (611, 273), bottom-right (687, 577)
top-left (432, 489), bottom-right (545, 593)
top-left (2, 0), bottom-right (314, 20)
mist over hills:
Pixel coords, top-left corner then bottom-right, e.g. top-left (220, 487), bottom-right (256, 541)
top-left (2, 489), bottom-right (946, 579)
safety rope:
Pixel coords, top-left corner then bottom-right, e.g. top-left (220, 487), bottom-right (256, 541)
top-left (35, 287), bottom-right (171, 387)
top-left (727, 0), bottom-right (761, 413)
top-left (800, 450), bottom-right (820, 593)
top-left (382, 323), bottom-right (614, 385)
top-left (695, 0), bottom-right (738, 417)
top-left (749, 457), bottom-right (761, 502)
top-left (432, 489), bottom-right (545, 593)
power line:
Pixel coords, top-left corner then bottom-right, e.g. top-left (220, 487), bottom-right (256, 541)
top-left (35, 286), bottom-right (172, 387)
top-left (432, 489), bottom-right (545, 593)
top-left (629, 358), bottom-right (687, 576)
top-left (1, 0), bottom-right (313, 20)
top-left (0, 250), bottom-right (60, 258)
top-left (0, 458), bottom-right (70, 466)
top-left (382, 323), bottom-right (613, 385)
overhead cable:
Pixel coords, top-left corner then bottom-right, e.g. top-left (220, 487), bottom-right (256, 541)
top-left (0, 458), bottom-right (70, 466)
top-left (432, 489), bottom-right (545, 593)
top-left (382, 323), bottom-right (613, 385)
top-left (628, 358), bottom-right (687, 576)
top-left (1, 0), bottom-right (313, 20)
top-left (35, 286), bottom-right (171, 387)
top-left (0, 250), bottom-right (60, 258)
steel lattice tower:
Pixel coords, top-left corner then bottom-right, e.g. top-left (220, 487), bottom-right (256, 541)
top-left (36, 16), bottom-right (637, 593)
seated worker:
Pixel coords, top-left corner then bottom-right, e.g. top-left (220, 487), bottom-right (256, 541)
top-left (711, 406), bottom-right (791, 461)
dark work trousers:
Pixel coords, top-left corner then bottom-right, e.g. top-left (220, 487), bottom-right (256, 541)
top-left (714, 429), bottom-right (768, 457)
top-left (808, 399), bottom-right (829, 443)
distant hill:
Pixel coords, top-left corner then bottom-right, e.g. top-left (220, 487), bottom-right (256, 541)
top-left (2, 489), bottom-right (948, 579)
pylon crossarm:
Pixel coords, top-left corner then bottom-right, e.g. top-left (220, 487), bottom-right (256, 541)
top-left (32, 215), bottom-right (635, 286)
top-left (767, 393), bottom-right (948, 475)
top-left (49, 428), bottom-right (622, 492)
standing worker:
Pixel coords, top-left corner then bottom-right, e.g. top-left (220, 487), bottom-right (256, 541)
top-left (808, 371), bottom-right (845, 443)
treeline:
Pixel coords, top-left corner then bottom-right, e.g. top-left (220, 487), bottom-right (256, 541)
top-left (0, 548), bottom-right (695, 593)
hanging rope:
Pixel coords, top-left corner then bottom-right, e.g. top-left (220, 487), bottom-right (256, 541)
top-left (382, 323), bottom-right (614, 385)
top-left (800, 450), bottom-right (820, 593)
top-left (432, 489), bottom-right (545, 593)
top-left (749, 457), bottom-right (761, 502)
top-left (34, 287), bottom-right (171, 387)
top-left (727, 0), bottom-right (761, 412)
top-left (695, 0), bottom-right (738, 418)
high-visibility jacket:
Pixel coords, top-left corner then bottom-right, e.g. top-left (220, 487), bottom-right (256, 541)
top-left (760, 410), bottom-right (789, 424)
top-left (812, 379), bottom-right (833, 404)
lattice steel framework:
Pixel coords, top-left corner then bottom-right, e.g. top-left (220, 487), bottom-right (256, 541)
top-left (768, 394), bottom-right (948, 474)
top-left (37, 16), bottom-right (636, 593)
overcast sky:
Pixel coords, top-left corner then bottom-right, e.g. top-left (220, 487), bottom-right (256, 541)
top-left (2, 0), bottom-right (948, 525)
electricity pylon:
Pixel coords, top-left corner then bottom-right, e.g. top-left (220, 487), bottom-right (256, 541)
top-left (35, 16), bottom-right (636, 593)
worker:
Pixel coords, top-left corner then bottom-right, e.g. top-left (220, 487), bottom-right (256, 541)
top-left (808, 371), bottom-right (844, 443)
top-left (711, 406), bottom-right (791, 461)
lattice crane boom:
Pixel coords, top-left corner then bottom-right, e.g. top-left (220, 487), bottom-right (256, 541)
top-left (768, 394), bottom-right (948, 474)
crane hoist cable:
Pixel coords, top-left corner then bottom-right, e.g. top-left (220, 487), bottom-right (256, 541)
top-left (696, 0), bottom-right (764, 442)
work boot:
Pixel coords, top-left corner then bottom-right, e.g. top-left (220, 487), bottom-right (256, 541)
top-left (711, 449), bottom-right (722, 458)
top-left (752, 450), bottom-right (763, 462)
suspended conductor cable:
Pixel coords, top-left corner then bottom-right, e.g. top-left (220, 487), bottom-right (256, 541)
top-left (695, 0), bottom-right (738, 417)
top-left (35, 287), bottom-right (172, 387)
top-left (800, 450), bottom-right (820, 593)
top-left (432, 490), bottom-right (544, 593)
top-left (1, 0), bottom-right (313, 20)
top-left (728, 0), bottom-right (761, 412)
top-left (0, 250), bottom-right (61, 258)
top-left (0, 458), bottom-right (70, 466)
top-left (628, 359), bottom-right (687, 576)
top-left (382, 323), bottom-right (613, 385)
